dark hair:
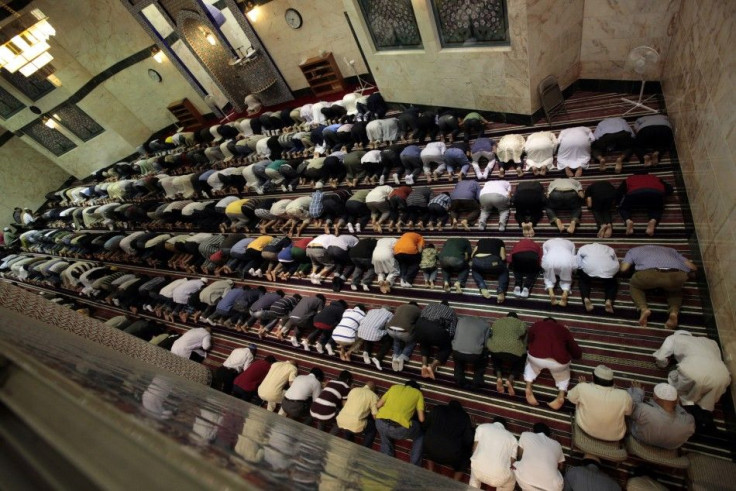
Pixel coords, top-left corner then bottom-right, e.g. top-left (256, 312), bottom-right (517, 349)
top-left (338, 370), bottom-right (352, 384)
top-left (337, 299), bottom-right (348, 308)
top-left (448, 400), bottom-right (463, 410)
top-left (355, 303), bottom-right (366, 311)
top-left (316, 294), bottom-right (326, 303)
top-left (408, 301), bottom-right (419, 306)
top-left (440, 299), bottom-right (450, 306)
top-left (243, 285), bottom-right (251, 290)
top-left (543, 316), bottom-right (556, 322)
top-left (493, 416), bottom-right (508, 428)
top-left (593, 375), bottom-right (614, 387)
top-left (425, 243), bottom-right (436, 249)
top-left (533, 422), bottom-right (551, 436)
top-left (310, 367), bottom-right (324, 381)
top-left (293, 294), bottom-right (302, 301)
top-left (405, 379), bottom-right (420, 390)
top-left (265, 355), bottom-right (276, 363)
top-left (507, 312), bottom-right (518, 318)
top-left (257, 286), bottom-right (267, 293)
top-left (276, 290), bottom-right (285, 297)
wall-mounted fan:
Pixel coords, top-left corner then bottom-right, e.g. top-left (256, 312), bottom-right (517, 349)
top-left (621, 45), bottom-right (661, 115)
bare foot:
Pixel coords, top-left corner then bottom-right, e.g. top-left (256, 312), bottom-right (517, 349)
top-left (526, 389), bottom-right (539, 406)
top-left (548, 289), bottom-right (557, 306)
top-left (615, 157), bottom-right (623, 173)
top-left (638, 309), bottom-right (652, 327)
top-left (604, 224), bottom-right (613, 238)
top-left (548, 396), bottom-right (565, 410)
top-left (604, 300), bottom-right (614, 313)
top-left (584, 298), bottom-right (594, 312)
top-left (496, 378), bottom-right (505, 393)
top-left (646, 219), bottom-right (656, 237)
top-left (421, 366), bottom-right (430, 378)
top-left (497, 292), bottom-right (505, 304)
top-left (567, 221), bottom-right (577, 235)
top-left (652, 151), bottom-right (660, 165)
top-left (506, 380), bottom-right (516, 396)
top-left (665, 312), bottom-right (679, 329)
top-left (559, 291), bottom-right (569, 307)
top-left (626, 220), bottom-right (635, 235)
top-left (555, 219), bottom-right (565, 233)
top-left (599, 158), bottom-right (607, 171)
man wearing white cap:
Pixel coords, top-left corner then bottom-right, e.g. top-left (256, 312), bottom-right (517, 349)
top-left (567, 364), bottom-right (633, 441)
top-left (653, 330), bottom-right (731, 412)
top-left (627, 381), bottom-right (695, 449)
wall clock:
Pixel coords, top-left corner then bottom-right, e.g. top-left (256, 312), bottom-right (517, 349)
top-left (285, 8), bottom-right (302, 29)
top-left (148, 69), bottom-right (162, 83)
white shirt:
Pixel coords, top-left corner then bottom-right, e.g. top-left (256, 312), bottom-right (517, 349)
top-left (421, 141), bottom-right (446, 157)
top-left (542, 238), bottom-right (577, 270)
top-left (576, 243), bottom-right (619, 278)
top-left (496, 134), bottom-right (526, 163)
top-left (361, 149), bottom-right (382, 163)
top-left (222, 347), bottom-right (254, 372)
top-left (479, 180), bottom-right (511, 197)
top-left (170, 327), bottom-right (211, 359)
top-left (514, 432), bottom-right (564, 491)
top-left (524, 131), bottom-right (557, 168)
top-left (556, 126), bottom-right (594, 169)
top-left (366, 185), bottom-right (393, 203)
top-left (171, 279), bottom-right (205, 305)
top-left (470, 422), bottom-right (518, 485)
top-left (284, 373), bottom-right (322, 401)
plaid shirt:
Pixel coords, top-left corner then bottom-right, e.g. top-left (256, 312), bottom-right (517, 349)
top-left (357, 308), bottom-right (394, 342)
top-left (309, 190), bottom-right (324, 218)
top-left (420, 302), bottom-right (458, 337)
top-left (429, 193), bottom-right (451, 210)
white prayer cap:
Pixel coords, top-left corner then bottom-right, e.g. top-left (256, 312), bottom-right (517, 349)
top-left (209, 125), bottom-right (223, 142)
top-left (654, 383), bottom-right (678, 401)
top-left (342, 93), bottom-right (360, 115)
top-left (593, 364), bottom-right (613, 381)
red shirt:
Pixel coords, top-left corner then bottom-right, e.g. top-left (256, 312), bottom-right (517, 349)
top-left (507, 239), bottom-right (543, 265)
top-left (233, 359), bottom-right (272, 392)
top-left (626, 174), bottom-right (665, 194)
top-left (527, 319), bottom-right (582, 364)
top-left (292, 237), bottom-right (313, 249)
top-left (389, 186), bottom-right (412, 200)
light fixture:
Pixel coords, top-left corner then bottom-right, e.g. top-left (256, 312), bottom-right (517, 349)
top-left (246, 6), bottom-right (260, 22)
top-left (152, 47), bottom-right (165, 63)
top-left (46, 74), bottom-right (62, 87)
top-left (205, 33), bottom-right (217, 45)
top-left (0, 8), bottom-right (56, 77)
top-left (43, 116), bottom-right (56, 129)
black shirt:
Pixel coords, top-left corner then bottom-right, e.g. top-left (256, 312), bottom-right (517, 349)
top-left (475, 238), bottom-right (504, 257)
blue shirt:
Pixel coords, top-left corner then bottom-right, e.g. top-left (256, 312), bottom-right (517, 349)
top-left (593, 117), bottom-right (635, 139)
top-left (325, 123), bottom-right (341, 132)
top-left (634, 114), bottom-right (671, 131)
top-left (429, 193), bottom-right (451, 209)
top-left (450, 180), bottom-right (481, 201)
top-left (400, 145), bottom-right (421, 158)
top-left (471, 138), bottom-right (494, 153)
top-left (622, 245), bottom-right (691, 272)
top-left (444, 147), bottom-right (469, 164)
top-left (216, 288), bottom-right (247, 313)
top-left (230, 238), bottom-right (255, 256)
top-left (309, 190), bottom-right (324, 218)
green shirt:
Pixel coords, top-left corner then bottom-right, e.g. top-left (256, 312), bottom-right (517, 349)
top-left (438, 238), bottom-right (472, 260)
top-left (487, 317), bottom-right (527, 357)
top-left (376, 385), bottom-right (424, 428)
top-left (463, 112), bottom-right (483, 122)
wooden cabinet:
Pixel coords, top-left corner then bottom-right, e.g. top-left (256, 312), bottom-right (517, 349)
top-left (299, 52), bottom-right (345, 98)
top-left (167, 98), bottom-right (205, 130)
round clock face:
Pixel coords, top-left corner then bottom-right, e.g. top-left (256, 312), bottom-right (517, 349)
top-left (148, 69), bottom-right (162, 83)
top-left (285, 8), bottom-right (302, 29)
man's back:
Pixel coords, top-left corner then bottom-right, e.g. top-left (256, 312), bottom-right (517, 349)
top-left (568, 383), bottom-right (633, 441)
top-left (471, 423), bottom-right (517, 482)
top-left (376, 384), bottom-right (424, 428)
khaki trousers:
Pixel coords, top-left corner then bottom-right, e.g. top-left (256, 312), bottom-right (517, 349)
top-left (629, 270), bottom-right (688, 312)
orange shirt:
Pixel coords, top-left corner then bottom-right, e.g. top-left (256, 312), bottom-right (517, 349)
top-left (393, 232), bottom-right (425, 255)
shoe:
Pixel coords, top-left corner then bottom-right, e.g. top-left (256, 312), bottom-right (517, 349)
top-left (371, 357), bottom-right (383, 371)
top-left (454, 282), bottom-right (463, 294)
top-left (248, 268), bottom-right (256, 276)
top-left (392, 173), bottom-right (400, 185)
top-left (362, 351), bottom-right (370, 365)
top-left (513, 286), bottom-right (522, 297)
top-left (350, 284), bottom-right (358, 291)
top-left (347, 223), bottom-right (355, 233)
top-left (405, 174), bottom-right (414, 185)
top-left (403, 281), bottom-right (412, 288)
top-left (391, 358), bottom-right (400, 372)
top-left (254, 269), bottom-right (263, 278)
top-left (397, 357), bottom-right (405, 372)
top-left (326, 344), bottom-right (335, 356)
top-left (290, 336), bottom-right (300, 347)
top-left (362, 284), bottom-right (370, 292)
top-left (315, 342), bottom-right (324, 354)
top-left (355, 223), bottom-right (361, 233)
top-left (499, 223), bottom-right (506, 232)
top-left (379, 175), bottom-right (385, 185)
top-left (521, 287), bottom-right (530, 298)
top-left (281, 185), bottom-right (288, 192)
top-left (480, 288), bottom-right (491, 299)
top-left (302, 339), bottom-right (310, 351)
top-left (443, 282), bottom-right (451, 292)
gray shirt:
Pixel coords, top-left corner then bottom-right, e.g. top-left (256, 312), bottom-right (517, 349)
top-left (563, 463), bottom-right (621, 491)
top-left (627, 387), bottom-right (695, 449)
top-left (451, 316), bottom-right (490, 355)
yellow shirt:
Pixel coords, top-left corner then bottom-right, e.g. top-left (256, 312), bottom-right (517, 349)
top-left (336, 385), bottom-right (379, 433)
top-left (375, 384), bottom-right (424, 428)
top-left (247, 235), bottom-right (273, 252)
top-left (257, 361), bottom-right (297, 402)
top-left (225, 199), bottom-right (249, 216)
top-left (567, 383), bottom-right (633, 441)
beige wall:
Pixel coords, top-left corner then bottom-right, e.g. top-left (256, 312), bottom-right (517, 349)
top-left (0, 0), bottom-right (209, 178)
top-left (250, 0), bottom-right (368, 92)
top-left (580, 0), bottom-right (679, 80)
top-left (0, 136), bottom-right (70, 227)
top-left (661, 0), bottom-right (736, 392)
top-left (344, 0), bottom-right (532, 114)
top-left (527, 0), bottom-right (584, 113)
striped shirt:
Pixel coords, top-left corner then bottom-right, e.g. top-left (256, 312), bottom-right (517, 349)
top-left (310, 380), bottom-right (350, 420)
top-left (357, 308), bottom-right (394, 342)
top-left (269, 295), bottom-right (300, 317)
top-left (622, 245), bottom-right (691, 272)
top-left (332, 307), bottom-right (366, 344)
top-left (406, 186), bottom-right (432, 207)
top-left (420, 302), bottom-right (458, 337)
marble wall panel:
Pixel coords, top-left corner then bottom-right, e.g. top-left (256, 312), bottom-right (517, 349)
top-left (0, 137), bottom-right (70, 227)
top-left (662, 0), bottom-right (736, 399)
top-left (250, 0), bottom-right (369, 92)
top-left (344, 0), bottom-right (533, 114)
top-left (580, 0), bottom-right (679, 80)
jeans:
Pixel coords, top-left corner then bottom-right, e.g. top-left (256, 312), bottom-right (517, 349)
top-left (350, 257), bottom-right (376, 286)
top-left (388, 329), bottom-right (416, 360)
top-left (453, 350), bottom-right (488, 388)
top-left (471, 256), bottom-right (509, 293)
top-left (376, 418), bottom-right (424, 466)
top-left (440, 256), bottom-right (470, 286)
top-left (342, 417), bottom-right (377, 448)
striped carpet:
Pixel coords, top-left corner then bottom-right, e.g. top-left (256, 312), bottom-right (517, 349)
top-left (7, 90), bottom-right (734, 488)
